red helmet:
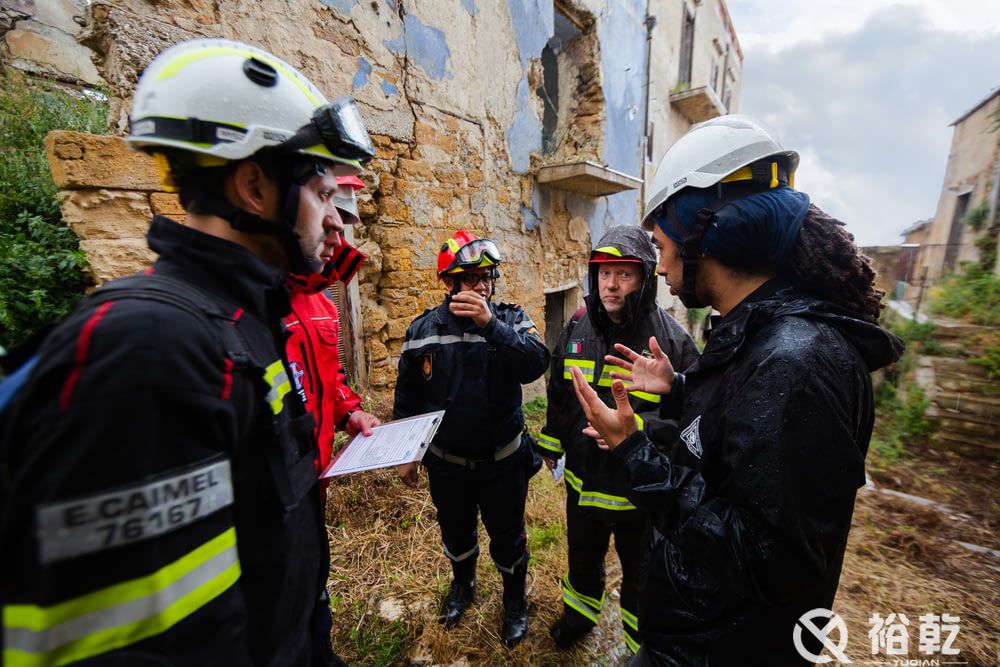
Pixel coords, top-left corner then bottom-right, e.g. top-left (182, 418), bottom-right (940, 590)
top-left (437, 230), bottom-right (502, 278)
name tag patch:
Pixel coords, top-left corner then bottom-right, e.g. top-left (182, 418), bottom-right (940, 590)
top-left (36, 459), bottom-right (233, 564)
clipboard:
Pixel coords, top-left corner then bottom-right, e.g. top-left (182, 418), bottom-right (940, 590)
top-left (320, 410), bottom-right (445, 478)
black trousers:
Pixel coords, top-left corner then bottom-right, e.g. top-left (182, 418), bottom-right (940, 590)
top-left (563, 486), bottom-right (645, 651)
top-left (424, 445), bottom-right (531, 572)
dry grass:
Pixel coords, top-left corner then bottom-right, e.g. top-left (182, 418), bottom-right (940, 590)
top-left (323, 398), bottom-right (999, 665)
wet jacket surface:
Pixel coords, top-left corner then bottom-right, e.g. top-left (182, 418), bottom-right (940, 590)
top-left (0, 216), bottom-right (329, 666)
top-left (540, 225), bottom-right (699, 517)
top-left (610, 282), bottom-right (904, 665)
top-left (285, 243), bottom-right (366, 474)
top-left (393, 299), bottom-right (550, 459)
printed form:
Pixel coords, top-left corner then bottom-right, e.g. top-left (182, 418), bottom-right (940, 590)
top-left (321, 410), bottom-right (445, 477)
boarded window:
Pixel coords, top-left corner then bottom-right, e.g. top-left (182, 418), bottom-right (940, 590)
top-left (678, 6), bottom-right (695, 86)
top-left (944, 192), bottom-right (970, 273)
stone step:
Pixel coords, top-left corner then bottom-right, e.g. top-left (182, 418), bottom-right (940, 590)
top-left (931, 430), bottom-right (1000, 455)
top-left (934, 374), bottom-right (1000, 396)
top-left (931, 391), bottom-right (1000, 419)
top-left (929, 356), bottom-right (996, 380)
top-left (927, 413), bottom-right (1000, 443)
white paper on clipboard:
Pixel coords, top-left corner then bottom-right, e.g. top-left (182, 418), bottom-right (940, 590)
top-left (320, 410), bottom-right (445, 478)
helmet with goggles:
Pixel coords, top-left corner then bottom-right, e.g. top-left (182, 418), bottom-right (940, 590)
top-left (437, 231), bottom-right (502, 279)
top-left (127, 38), bottom-right (374, 173)
top-left (125, 38), bottom-right (375, 275)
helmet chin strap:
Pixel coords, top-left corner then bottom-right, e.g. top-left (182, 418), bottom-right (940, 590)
top-left (678, 208), bottom-right (716, 310)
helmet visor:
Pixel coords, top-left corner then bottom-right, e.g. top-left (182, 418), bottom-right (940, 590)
top-left (453, 239), bottom-right (502, 270)
top-left (312, 97), bottom-right (376, 164)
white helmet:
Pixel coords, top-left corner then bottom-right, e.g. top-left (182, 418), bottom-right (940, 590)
top-left (127, 38), bottom-right (373, 173)
top-left (641, 115), bottom-right (798, 229)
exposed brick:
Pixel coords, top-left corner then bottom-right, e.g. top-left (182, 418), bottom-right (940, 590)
top-left (46, 131), bottom-right (160, 191)
top-left (79, 238), bottom-right (156, 285)
top-left (58, 189), bottom-right (152, 240)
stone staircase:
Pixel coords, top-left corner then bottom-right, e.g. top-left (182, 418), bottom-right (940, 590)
top-left (915, 321), bottom-right (1000, 454)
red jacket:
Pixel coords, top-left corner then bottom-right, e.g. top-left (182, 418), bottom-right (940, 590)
top-left (285, 243), bottom-right (366, 474)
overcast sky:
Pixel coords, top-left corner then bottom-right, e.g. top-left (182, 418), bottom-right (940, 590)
top-left (725, 0), bottom-right (1000, 247)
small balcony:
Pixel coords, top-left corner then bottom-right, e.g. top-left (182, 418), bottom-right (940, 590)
top-left (536, 160), bottom-right (642, 197)
top-left (670, 85), bottom-right (726, 123)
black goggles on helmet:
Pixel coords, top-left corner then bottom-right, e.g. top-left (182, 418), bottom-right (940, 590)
top-left (453, 239), bottom-right (502, 270)
top-left (282, 97), bottom-right (376, 164)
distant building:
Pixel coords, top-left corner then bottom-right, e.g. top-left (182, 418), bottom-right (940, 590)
top-left (914, 88), bottom-right (1000, 293)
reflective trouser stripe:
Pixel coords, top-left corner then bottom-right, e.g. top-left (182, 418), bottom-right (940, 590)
top-left (621, 606), bottom-right (640, 653)
top-left (536, 433), bottom-right (563, 455)
top-left (634, 413), bottom-right (644, 430)
top-left (560, 575), bottom-right (603, 625)
top-left (563, 359), bottom-right (595, 381)
top-left (3, 528), bottom-right (240, 667)
top-left (264, 360), bottom-right (291, 414)
top-left (564, 469), bottom-right (637, 511)
top-left (443, 544), bottom-right (478, 563)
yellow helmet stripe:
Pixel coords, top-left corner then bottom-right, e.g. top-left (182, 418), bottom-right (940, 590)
top-left (156, 47), bottom-right (322, 107)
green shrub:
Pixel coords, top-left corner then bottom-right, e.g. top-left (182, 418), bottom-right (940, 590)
top-left (971, 344), bottom-right (1000, 380)
top-left (0, 68), bottom-right (107, 348)
top-left (929, 262), bottom-right (1000, 325)
top-left (961, 199), bottom-right (990, 232)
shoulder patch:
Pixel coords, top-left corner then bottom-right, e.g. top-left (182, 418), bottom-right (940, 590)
top-left (680, 416), bottom-right (703, 459)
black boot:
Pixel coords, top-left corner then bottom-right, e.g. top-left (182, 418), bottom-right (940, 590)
top-left (500, 563), bottom-right (529, 647)
top-left (439, 558), bottom-right (476, 628)
top-left (549, 611), bottom-right (594, 649)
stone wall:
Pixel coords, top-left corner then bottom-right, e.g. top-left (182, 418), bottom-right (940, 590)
top-left (25, 0), bottom-right (737, 399)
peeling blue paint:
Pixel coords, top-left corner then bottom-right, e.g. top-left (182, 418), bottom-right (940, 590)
top-left (320, 0), bottom-right (358, 15)
top-left (593, 0), bottom-right (646, 234)
top-left (382, 14), bottom-right (452, 80)
top-left (461, 0), bottom-right (479, 16)
top-left (506, 76), bottom-right (542, 174)
top-left (506, 0), bottom-right (553, 69)
top-left (386, 0), bottom-right (396, 10)
top-left (352, 56), bottom-right (372, 92)
top-left (381, 79), bottom-right (399, 95)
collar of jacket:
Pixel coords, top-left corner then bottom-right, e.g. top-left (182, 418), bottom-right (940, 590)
top-left (286, 242), bottom-right (367, 295)
top-left (146, 215), bottom-right (289, 319)
top-left (697, 279), bottom-right (904, 372)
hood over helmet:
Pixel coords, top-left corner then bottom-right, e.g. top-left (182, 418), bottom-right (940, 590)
top-left (584, 225), bottom-right (658, 333)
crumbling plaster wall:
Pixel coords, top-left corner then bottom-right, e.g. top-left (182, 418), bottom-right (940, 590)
top-left (39, 0), bottom-right (663, 397)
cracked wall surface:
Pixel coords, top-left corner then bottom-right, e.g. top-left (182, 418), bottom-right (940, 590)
top-left (26, 0), bottom-right (741, 396)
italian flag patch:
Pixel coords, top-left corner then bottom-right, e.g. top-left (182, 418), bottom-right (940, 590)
top-left (566, 341), bottom-right (582, 354)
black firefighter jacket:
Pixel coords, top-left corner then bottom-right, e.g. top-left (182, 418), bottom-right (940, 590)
top-left (540, 227), bottom-right (698, 518)
top-left (0, 216), bottom-right (329, 666)
top-left (393, 299), bottom-right (550, 461)
top-left (609, 282), bottom-right (904, 666)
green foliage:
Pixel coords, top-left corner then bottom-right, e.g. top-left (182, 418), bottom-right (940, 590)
top-left (971, 344), bottom-right (1000, 380)
top-left (961, 199), bottom-right (990, 232)
top-left (528, 521), bottom-right (563, 553)
top-left (0, 68), bottom-right (107, 347)
top-left (929, 262), bottom-right (1000, 325)
top-left (344, 616), bottom-right (408, 667)
top-left (973, 230), bottom-right (997, 272)
top-left (871, 378), bottom-right (934, 466)
top-left (522, 395), bottom-right (547, 419)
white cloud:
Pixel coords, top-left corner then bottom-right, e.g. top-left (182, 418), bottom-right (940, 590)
top-left (726, 1), bottom-right (1000, 245)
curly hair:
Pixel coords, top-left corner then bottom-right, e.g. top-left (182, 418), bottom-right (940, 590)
top-left (782, 205), bottom-right (885, 321)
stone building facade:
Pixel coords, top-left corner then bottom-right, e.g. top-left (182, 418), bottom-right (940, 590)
top-left (915, 89), bottom-right (1000, 293)
top-left (4, 0), bottom-right (742, 397)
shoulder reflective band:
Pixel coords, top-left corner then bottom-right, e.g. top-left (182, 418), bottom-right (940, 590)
top-left (401, 332), bottom-right (487, 353)
top-left (35, 459), bottom-right (233, 564)
top-left (536, 433), bottom-right (563, 455)
top-left (562, 359), bottom-right (595, 382)
top-left (560, 574), bottom-right (604, 625)
top-left (3, 528), bottom-right (240, 667)
top-left (564, 468), bottom-right (636, 511)
top-left (264, 359), bottom-right (292, 414)
top-left (515, 319), bottom-right (538, 333)
top-left (634, 413), bottom-right (644, 431)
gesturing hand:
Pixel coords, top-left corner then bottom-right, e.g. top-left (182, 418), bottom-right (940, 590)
top-left (569, 366), bottom-right (636, 451)
top-left (448, 292), bottom-right (493, 328)
top-left (605, 336), bottom-right (675, 396)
